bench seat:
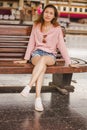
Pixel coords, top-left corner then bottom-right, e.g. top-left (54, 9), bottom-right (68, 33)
top-left (0, 60), bottom-right (87, 74)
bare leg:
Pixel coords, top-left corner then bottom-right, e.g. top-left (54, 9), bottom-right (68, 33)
top-left (35, 65), bottom-right (46, 98)
top-left (31, 55), bottom-right (55, 98)
top-left (31, 55), bottom-right (55, 111)
top-left (20, 56), bottom-right (41, 97)
top-left (29, 55), bottom-right (55, 88)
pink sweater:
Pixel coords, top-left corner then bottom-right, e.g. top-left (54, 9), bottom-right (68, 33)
top-left (24, 24), bottom-right (71, 65)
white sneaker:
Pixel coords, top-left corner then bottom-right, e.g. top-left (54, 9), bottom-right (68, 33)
top-left (20, 85), bottom-right (31, 98)
top-left (35, 97), bottom-right (44, 112)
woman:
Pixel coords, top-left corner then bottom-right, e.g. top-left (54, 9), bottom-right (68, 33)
top-left (14, 4), bottom-right (76, 112)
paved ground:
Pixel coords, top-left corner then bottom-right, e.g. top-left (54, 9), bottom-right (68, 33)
top-left (0, 73), bottom-right (87, 130)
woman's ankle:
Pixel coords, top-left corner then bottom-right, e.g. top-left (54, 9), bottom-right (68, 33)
top-left (20, 85), bottom-right (31, 98)
top-left (25, 85), bottom-right (31, 91)
top-left (36, 95), bottom-right (41, 99)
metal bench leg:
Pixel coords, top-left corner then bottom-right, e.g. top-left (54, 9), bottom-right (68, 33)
top-left (49, 73), bottom-right (74, 95)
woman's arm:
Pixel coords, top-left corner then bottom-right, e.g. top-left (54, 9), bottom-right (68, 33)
top-left (24, 24), bottom-right (36, 61)
top-left (57, 27), bottom-right (71, 66)
top-left (14, 25), bottom-right (36, 64)
top-left (57, 27), bottom-right (79, 68)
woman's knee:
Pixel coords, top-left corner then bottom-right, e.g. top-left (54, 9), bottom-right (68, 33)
top-left (39, 56), bottom-right (46, 64)
top-left (42, 65), bottom-right (47, 72)
top-left (31, 56), bottom-right (41, 65)
top-left (36, 57), bottom-right (47, 72)
top-left (40, 56), bottom-right (55, 65)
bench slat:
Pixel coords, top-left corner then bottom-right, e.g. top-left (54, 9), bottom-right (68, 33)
top-left (0, 48), bottom-right (26, 53)
top-left (0, 38), bottom-right (29, 41)
top-left (0, 43), bottom-right (27, 46)
top-left (0, 58), bottom-right (22, 61)
top-left (0, 36), bottom-right (29, 38)
top-left (0, 53), bottom-right (24, 58)
top-left (0, 40), bottom-right (29, 43)
top-left (0, 26), bottom-right (32, 36)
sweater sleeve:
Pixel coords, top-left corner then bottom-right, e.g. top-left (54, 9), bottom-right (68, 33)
top-left (24, 25), bottom-right (36, 60)
top-left (57, 27), bottom-right (71, 66)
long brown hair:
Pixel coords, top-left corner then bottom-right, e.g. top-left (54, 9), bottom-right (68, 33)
top-left (34, 4), bottom-right (60, 27)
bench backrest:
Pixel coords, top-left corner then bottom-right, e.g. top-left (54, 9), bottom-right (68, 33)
top-left (0, 25), bottom-right (32, 61)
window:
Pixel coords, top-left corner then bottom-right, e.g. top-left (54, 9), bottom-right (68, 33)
top-left (58, 6), bottom-right (60, 10)
top-left (63, 7), bottom-right (66, 11)
top-left (69, 8), bottom-right (72, 12)
top-left (7, 2), bottom-right (13, 7)
top-left (85, 8), bottom-right (87, 12)
top-left (80, 8), bottom-right (82, 12)
top-left (74, 8), bottom-right (77, 12)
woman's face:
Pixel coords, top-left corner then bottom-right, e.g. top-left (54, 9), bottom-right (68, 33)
top-left (43, 7), bottom-right (55, 23)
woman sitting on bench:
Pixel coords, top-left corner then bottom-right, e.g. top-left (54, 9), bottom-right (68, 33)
top-left (14, 4), bottom-right (76, 112)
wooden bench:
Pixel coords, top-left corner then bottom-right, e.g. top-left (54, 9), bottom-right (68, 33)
top-left (0, 25), bottom-right (87, 94)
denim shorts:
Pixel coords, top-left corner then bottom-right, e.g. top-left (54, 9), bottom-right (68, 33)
top-left (31, 49), bottom-right (56, 61)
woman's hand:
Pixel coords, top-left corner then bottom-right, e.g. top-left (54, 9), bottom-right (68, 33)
top-left (13, 59), bottom-right (27, 64)
top-left (69, 64), bottom-right (79, 68)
